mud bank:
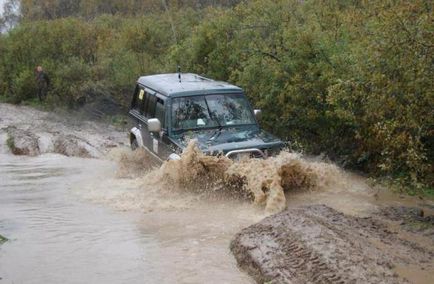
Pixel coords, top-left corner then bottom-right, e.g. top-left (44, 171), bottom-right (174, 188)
top-left (0, 103), bottom-right (125, 158)
top-left (231, 204), bottom-right (434, 284)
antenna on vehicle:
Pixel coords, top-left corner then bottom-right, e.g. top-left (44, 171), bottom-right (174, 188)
top-left (177, 65), bottom-right (181, 83)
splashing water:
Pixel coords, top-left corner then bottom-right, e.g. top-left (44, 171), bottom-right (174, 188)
top-left (145, 140), bottom-right (343, 213)
top-left (115, 148), bottom-right (161, 178)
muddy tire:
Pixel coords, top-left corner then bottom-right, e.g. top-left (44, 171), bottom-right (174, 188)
top-left (130, 139), bottom-right (139, 151)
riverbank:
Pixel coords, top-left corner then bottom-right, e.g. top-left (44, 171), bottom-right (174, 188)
top-left (0, 103), bottom-right (126, 158)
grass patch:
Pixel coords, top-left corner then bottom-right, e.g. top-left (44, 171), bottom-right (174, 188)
top-left (0, 95), bottom-right (10, 103)
top-left (21, 97), bottom-right (53, 111)
top-left (0, 95), bottom-right (21, 104)
top-left (0, 234), bottom-right (8, 244)
top-left (0, 95), bottom-right (53, 110)
top-left (6, 135), bottom-right (16, 152)
top-left (420, 186), bottom-right (434, 198)
top-left (370, 176), bottom-right (434, 200)
top-left (406, 220), bottom-right (433, 231)
top-left (397, 183), bottom-right (434, 199)
top-left (109, 114), bottom-right (129, 129)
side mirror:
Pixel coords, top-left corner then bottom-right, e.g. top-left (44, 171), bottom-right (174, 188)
top-left (148, 118), bottom-right (161, 133)
top-left (254, 109), bottom-right (262, 120)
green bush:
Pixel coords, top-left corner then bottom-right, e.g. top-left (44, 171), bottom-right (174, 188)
top-left (9, 69), bottom-right (37, 103)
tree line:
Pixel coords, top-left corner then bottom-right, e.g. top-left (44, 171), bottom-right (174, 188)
top-left (0, 0), bottom-right (432, 192)
top-left (1, 0), bottom-right (241, 24)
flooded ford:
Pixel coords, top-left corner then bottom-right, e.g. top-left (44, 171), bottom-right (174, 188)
top-left (0, 103), bottom-right (433, 284)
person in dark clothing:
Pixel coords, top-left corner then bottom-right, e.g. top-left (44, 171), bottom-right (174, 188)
top-left (35, 66), bottom-right (50, 101)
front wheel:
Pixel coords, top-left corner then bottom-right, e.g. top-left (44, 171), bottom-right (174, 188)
top-left (130, 139), bottom-right (139, 151)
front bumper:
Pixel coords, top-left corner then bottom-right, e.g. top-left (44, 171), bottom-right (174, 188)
top-left (225, 148), bottom-right (266, 159)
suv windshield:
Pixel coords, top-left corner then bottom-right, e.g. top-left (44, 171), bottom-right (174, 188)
top-left (171, 94), bottom-right (256, 132)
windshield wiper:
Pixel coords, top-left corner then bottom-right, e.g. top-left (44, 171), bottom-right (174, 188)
top-left (203, 98), bottom-right (223, 141)
top-left (204, 97), bottom-right (222, 127)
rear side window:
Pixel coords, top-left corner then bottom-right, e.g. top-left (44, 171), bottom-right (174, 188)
top-left (130, 85), bottom-right (140, 111)
top-left (146, 93), bottom-right (157, 118)
top-left (134, 86), bottom-right (165, 122)
top-left (155, 98), bottom-right (165, 128)
top-left (138, 88), bottom-right (148, 115)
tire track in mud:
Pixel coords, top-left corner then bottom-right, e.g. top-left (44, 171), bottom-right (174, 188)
top-left (231, 205), bottom-right (434, 284)
top-left (0, 104), bottom-right (126, 158)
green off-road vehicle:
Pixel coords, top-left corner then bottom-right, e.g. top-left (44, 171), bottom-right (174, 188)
top-left (129, 73), bottom-right (284, 161)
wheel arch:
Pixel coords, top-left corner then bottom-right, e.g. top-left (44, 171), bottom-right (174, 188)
top-left (130, 127), bottom-right (144, 148)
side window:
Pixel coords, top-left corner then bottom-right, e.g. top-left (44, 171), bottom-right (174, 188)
top-left (138, 88), bottom-right (147, 115)
top-left (155, 98), bottom-right (165, 128)
top-left (130, 85), bottom-right (140, 111)
top-left (146, 93), bottom-right (157, 118)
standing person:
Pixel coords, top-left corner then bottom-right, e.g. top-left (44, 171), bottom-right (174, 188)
top-left (35, 66), bottom-right (50, 102)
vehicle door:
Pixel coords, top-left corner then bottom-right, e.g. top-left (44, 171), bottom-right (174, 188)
top-left (128, 85), bottom-right (142, 126)
top-left (129, 85), bottom-right (150, 147)
top-left (149, 94), bottom-right (173, 160)
top-left (137, 87), bottom-right (156, 151)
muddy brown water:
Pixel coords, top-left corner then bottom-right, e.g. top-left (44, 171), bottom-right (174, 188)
top-left (0, 153), bottom-right (256, 283)
top-left (2, 150), bottom-right (433, 283)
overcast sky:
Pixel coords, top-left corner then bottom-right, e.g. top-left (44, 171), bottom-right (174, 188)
top-left (0, 0), bottom-right (5, 15)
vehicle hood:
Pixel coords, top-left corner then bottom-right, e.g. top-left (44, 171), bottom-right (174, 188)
top-left (171, 126), bottom-right (283, 154)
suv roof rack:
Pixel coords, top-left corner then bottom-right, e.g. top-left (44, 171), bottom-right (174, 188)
top-left (137, 73), bottom-right (243, 97)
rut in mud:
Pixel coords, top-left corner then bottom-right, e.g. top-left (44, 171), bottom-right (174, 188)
top-left (0, 104), bottom-right (125, 158)
top-left (230, 205), bottom-right (434, 284)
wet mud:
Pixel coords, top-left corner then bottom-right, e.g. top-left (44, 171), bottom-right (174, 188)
top-left (0, 104), bottom-right (125, 158)
top-left (378, 206), bottom-right (434, 238)
top-left (231, 205), bottom-right (434, 284)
